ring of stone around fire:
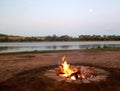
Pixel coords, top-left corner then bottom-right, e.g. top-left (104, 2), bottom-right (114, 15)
top-left (44, 66), bottom-right (109, 84)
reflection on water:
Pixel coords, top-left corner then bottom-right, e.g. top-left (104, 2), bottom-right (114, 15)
top-left (0, 47), bottom-right (9, 51)
top-left (0, 41), bottom-right (120, 53)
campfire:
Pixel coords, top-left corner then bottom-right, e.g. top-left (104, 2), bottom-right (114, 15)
top-left (55, 56), bottom-right (97, 80)
top-left (44, 56), bottom-right (109, 84)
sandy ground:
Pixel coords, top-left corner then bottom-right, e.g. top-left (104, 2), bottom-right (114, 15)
top-left (0, 50), bottom-right (120, 83)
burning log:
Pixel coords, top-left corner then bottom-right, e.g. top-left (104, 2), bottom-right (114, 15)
top-left (70, 72), bottom-right (80, 80)
top-left (55, 69), bottom-right (64, 76)
top-left (81, 67), bottom-right (97, 79)
top-left (55, 56), bottom-right (97, 80)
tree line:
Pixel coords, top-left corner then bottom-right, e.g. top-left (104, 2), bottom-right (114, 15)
top-left (0, 34), bottom-right (120, 42)
top-left (44, 35), bottom-right (120, 41)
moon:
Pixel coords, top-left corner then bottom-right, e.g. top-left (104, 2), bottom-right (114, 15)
top-left (89, 9), bottom-right (93, 13)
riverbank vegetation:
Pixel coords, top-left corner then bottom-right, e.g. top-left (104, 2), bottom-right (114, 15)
top-left (0, 34), bottom-right (120, 42)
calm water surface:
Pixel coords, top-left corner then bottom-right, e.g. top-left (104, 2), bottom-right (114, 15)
top-left (0, 41), bottom-right (120, 53)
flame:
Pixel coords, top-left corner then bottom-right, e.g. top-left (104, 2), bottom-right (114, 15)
top-left (56, 56), bottom-right (97, 80)
top-left (60, 56), bottom-right (74, 77)
top-left (71, 76), bottom-right (76, 80)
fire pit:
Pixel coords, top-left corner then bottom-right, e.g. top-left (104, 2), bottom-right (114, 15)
top-left (45, 56), bottom-right (109, 84)
top-left (1, 61), bottom-right (120, 91)
top-left (1, 55), bottom-right (120, 91)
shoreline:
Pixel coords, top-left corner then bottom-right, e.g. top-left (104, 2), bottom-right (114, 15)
top-left (0, 47), bottom-right (120, 55)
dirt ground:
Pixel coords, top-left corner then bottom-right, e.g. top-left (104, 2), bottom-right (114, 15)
top-left (0, 50), bottom-right (120, 83)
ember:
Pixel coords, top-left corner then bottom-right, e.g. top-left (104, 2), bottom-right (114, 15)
top-left (56, 56), bottom-right (97, 80)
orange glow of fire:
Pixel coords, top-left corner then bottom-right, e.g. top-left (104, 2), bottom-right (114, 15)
top-left (56, 56), bottom-right (97, 80)
top-left (59, 56), bottom-right (76, 79)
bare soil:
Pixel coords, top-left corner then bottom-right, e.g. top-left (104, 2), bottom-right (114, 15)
top-left (0, 50), bottom-right (120, 91)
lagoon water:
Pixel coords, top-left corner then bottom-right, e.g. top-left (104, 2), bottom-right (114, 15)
top-left (0, 41), bottom-right (120, 53)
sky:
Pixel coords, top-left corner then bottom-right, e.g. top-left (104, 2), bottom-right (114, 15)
top-left (0, 0), bottom-right (120, 37)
